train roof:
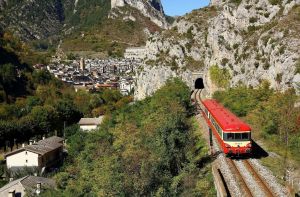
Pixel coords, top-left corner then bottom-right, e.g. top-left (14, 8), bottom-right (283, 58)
top-left (202, 99), bottom-right (251, 132)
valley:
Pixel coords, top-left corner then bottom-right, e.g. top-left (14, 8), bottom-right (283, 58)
top-left (0, 0), bottom-right (299, 196)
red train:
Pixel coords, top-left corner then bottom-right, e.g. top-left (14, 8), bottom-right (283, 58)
top-left (200, 99), bottom-right (252, 156)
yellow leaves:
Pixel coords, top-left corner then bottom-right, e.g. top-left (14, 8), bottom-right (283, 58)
top-left (3, 32), bottom-right (13, 42)
top-left (112, 122), bottom-right (139, 153)
top-left (209, 64), bottom-right (231, 88)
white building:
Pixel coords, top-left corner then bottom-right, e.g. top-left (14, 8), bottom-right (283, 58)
top-left (78, 117), bottom-right (104, 131)
top-left (0, 176), bottom-right (56, 197)
top-left (5, 136), bottom-right (64, 172)
top-left (124, 47), bottom-right (146, 60)
top-left (120, 78), bottom-right (134, 95)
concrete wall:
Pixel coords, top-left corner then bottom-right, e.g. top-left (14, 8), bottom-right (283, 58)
top-left (6, 151), bottom-right (39, 169)
top-left (124, 48), bottom-right (146, 60)
top-left (0, 183), bottom-right (25, 197)
top-left (80, 125), bottom-right (98, 131)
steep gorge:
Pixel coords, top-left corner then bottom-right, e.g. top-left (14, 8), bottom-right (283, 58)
top-left (135, 0), bottom-right (300, 100)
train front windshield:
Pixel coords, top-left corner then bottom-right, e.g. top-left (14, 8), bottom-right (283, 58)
top-left (223, 132), bottom-right (251, 141)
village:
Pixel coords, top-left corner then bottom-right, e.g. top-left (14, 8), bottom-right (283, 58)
top-left (0, 48), bottom-right (146, 196)
top-left (42, 57), bottom-right (141, 95)
top-left (35, 46), bottom-right (147, 96)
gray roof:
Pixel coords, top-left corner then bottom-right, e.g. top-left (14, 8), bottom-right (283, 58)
top-left (0, 176), bottom-right (56, 192)
top-left (38, 136), bottom-right (64, 145)
top-left (5, 136), bottom-right (64, 158)
top-left (78, 117), bottom-right (103, 126)
top-left (21, 176), bottom-right (56, 190)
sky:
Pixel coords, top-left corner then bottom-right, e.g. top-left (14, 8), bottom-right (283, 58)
top-left (161, 0), bottom-right (210, 16)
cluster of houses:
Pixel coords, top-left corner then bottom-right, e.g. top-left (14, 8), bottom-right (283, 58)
top-left (0, 116), bottom-right (104, 196)
top-left (40, 58), bottom-right (141, 95)
top-left (0, 136), bottom-right (64, 196)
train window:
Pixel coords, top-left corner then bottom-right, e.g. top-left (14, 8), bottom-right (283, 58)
top-left (228, 133), bottom-right (234, 140)
top-left (204, 109), bottom-right (208, 116)
top-left (235, 133), bottom-right (241, 140)
top-left (242, 133), bottom-right (249, 140)
top-left (211, 117), bottom-right (222, 136)
top-left (223, 133), bottom-right (250, 141)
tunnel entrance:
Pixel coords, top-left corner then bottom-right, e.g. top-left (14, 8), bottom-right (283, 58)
top-left (195, 78), bottom-right (205, 89)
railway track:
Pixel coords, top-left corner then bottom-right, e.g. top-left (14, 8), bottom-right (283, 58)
top-left (228, 158), bottom-right (275, 197)
top-left (193, 89), bottom-right (277, 197)
top-left (226, 158), bottom-right (253, 197)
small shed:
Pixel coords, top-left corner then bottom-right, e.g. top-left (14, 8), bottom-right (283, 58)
top-left (78, 117), bottom-right (104, 131)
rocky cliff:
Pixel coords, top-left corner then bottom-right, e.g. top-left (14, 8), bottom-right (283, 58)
top-left (135, 0), bottom-right (300, 100)
top-left (110, 0), bottom-right (168, 29)
top-left (0, 0), bottom-right (66, 41)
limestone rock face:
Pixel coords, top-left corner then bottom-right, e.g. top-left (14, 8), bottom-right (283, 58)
top-left (135, 65), bottom-right (202, 100)
top-left (134, 0), bottom-right (300, 100)
top-left (110, 0), bottom-right (168, 29)
top-left (0, 0), bottom-right (66, 41)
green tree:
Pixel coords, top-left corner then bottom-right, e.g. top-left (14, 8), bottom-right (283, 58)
top-left (55, 99), bottom-right (83, 127)
top-left (29, 105), bottom-right (58, 136)
top-left (32, 70), bottom-right (52, 85)
top-left (209, 65), bottom-right (231, 88)
top-left (0, 63), bottom-right (17, 102)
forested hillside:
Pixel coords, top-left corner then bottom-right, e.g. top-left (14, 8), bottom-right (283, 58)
top-left (41, 79), bottom-right (215, 196)
top-left (0, 30), bottom-right (132, 153)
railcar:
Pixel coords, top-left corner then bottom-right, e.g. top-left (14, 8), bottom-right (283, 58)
top-left (200, 99), bottom-right (252, 156)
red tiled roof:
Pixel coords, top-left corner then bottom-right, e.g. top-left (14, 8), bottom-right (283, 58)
top-left (202, 99), bottom-right (251, 132)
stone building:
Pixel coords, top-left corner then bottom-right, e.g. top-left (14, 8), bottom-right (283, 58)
top-left (78, 117), bottom-right (104, 132)
top-left (0, 176), bottom-right (56, 197)
top-left (5, 136), bottom-right (64, 172)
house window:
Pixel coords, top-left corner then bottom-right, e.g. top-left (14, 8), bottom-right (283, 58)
top-left (26, 160), bottom-right (28, 163)
top-left (25, 151), bottom-right (27, 155)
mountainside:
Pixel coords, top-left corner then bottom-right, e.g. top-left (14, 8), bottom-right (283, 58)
top-left (0, 0), bottom-right (66, 41)
top-left (0, 0), bottom-right (168, 57)
top-left (135, 0), bottom-right (300, 100)
top-left (61, 3), bottom-right (162, 58)
top-left (110, 0), bottom-right (168, 28)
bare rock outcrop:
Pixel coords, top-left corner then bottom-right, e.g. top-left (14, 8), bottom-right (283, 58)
top-left (134, 0), bottom-right (300, 100)
top-left (110, 0), bottom-right (168, 29)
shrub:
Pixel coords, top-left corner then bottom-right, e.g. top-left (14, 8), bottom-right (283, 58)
top-left (264, 12), bottom-right (270, 18)
top-left (245, 5), bottom-right (252, 10)
top-left (294, 59), bottom-right (300, 74)
top-left (185, 57), bottom-right (204, 71)
top-left (263, 62), bottom-right (271, 70)
top-left (230, 0), bottom-right (242, 6)
top-left (278, 46), bottom-right (285, 55)
top-left (268, 0), bottom-right (282, 5)
top-left (213, 81), bottom-right (273, 117)
top-left (233, 43), bottom-right (239, 49)
top-left (249, 17), bottom-right (258, 23)
top-left (209, 65), bottom-right (231, 88)
top-left (186, 27), bottom-right (194, 40)
top-left (221, 58), bottom-right (229, 65)
top-left (276, 73), bottom-right (283, 83)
